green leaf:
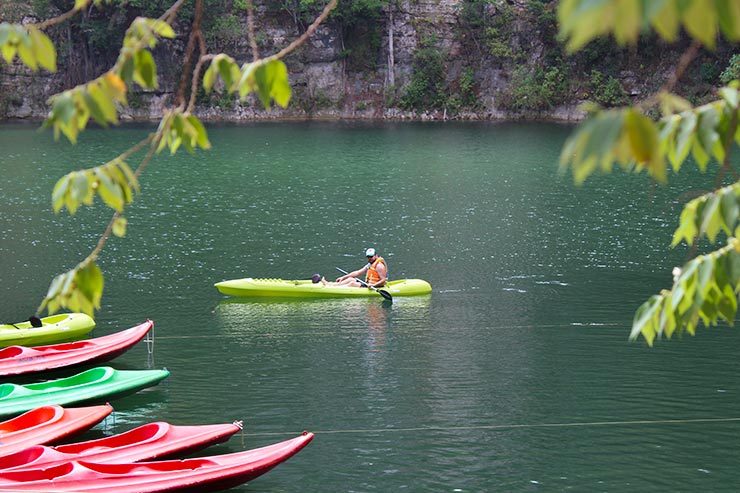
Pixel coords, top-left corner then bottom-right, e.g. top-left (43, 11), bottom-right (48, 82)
top-left (143, 19), bottom-right (175, 39)
top-left (696, 106), bottom-right (720, 161)
top-left (51, 175), bottom-right (71, 213)
top-left (112, 216), bottom-right (128, 237)
top-left (216, 55), bottom-right (239, 91)
top-left (1, 42), bottom-right (17, 64)
top-left (659, 92), bottom-right (692, 116)
top-left (28, 27), bottom-right (56, 72)
top-left (94, 168), bottom-right (124, 211)
top-left (716, 0), bottom-right (740, 41)
top-left (701, 194), bottom-right (722, 242)
top-left (203, 63), bottom-right (217, 93)
top-left (83, 91), bottom-right (109, 127)
top-left (682, 0), bottom-right (718, 49)
top-left (16, 33), bottom-right (37, 71)
top-left (624, 109), bottom-right (663, 181)
top-left (650, 0), bottom-right (680, 41)
top-left (254, 60), bottom-right (292, 109)
top-left (672, 199), bottom-right (699, 246)
top-left (237, 62), bottom-right (258, 98)
top-left (50, 94), bottom-right (77, 125)
top-left (89, 82), bottom-right (118, 124)
top-left (720, 187), bottom-right (739, 234)
top-left (673, 111), bottom-right (697, 167)
top-left (0, 24), bottom-right (11, 47)
top-left (187, 115), bottom-right (211, 149)
top-left (75, 262), bottom-right (104, 311)
top-left (133, 49), bottom-right (157, 89)
top-left (67, 172), bottom-right (90, 214)
top-left (719, 86), bottom-right (739, 109)
top-left (613, 0), bottom-right (640, 45)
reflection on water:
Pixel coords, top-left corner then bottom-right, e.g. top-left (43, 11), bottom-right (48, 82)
top-left (215, 296), bottom-right (431, 340)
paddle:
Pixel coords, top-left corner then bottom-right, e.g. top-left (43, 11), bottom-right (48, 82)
top-left (335, 267), bottom-right (393, 301)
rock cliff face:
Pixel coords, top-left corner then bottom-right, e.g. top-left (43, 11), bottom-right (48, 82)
top-left (0, 0), bottom-right (733, 122)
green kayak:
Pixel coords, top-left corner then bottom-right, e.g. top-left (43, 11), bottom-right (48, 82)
top-left (0, 366), bottom-right (169, 417)
top-left (0, 313), bottom-right (95, 347)
top-left (215, 278), bottom-right (432, 298)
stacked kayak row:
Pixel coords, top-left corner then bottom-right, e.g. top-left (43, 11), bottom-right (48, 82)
top-left (0, 316), bottom-right (314, 491)
top-left (0, 404), bottom-right (313, 492)
top-left (0, 435), bottom-right (314, 492)
top-left (0, 318), bottom-right (166, 416)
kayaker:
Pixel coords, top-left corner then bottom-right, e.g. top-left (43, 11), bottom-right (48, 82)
top-left (335, 248), bottom-right (387, 288)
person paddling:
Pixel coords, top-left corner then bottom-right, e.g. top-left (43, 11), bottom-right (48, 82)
top-left (335, 248), bottom-right (387, 288)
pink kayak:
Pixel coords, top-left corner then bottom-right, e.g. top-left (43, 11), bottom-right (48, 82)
top-left (0, 432), bottom-right (313, 492)
top-left (1, 421), bottom-right (243, 470)
top-left (0, 321), bottom-right (153, 377)
top-left (0, 405), bottom-right (113, 458)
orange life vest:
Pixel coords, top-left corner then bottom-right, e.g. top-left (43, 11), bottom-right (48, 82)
top-left (366, 256), bottom-right (386, 285)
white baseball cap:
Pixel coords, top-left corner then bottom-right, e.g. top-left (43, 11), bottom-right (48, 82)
top-left (365, 248), bottom-right (376, 257)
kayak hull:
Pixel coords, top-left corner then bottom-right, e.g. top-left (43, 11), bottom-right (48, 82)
top-left (0, 405), bottom-right (112, 458)
top-left (0, 313), bottom-right (96, 348)
top-left (0, 367), bottom-right (169, 418)
top-left (215, 278), bottom-right (432, 298)
top-left (1, 421), bottom-right (242, 470)
top-left (0, 321), bottom-right (152, 377)
top-left (0, 432), bottom-right (313, 492)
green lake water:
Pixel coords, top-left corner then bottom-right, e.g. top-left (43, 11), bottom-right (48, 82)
top-left (1, 121), bottom-right (739, 491)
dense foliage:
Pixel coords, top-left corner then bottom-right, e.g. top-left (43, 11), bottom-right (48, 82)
top-left (558, 0), bottom-right (740, 345)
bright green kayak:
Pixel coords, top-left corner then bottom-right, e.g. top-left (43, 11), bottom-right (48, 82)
top-left (0, 313), bottom-right (95, 347)
top-left (0, 366), bottom-right (169, 417)
top-left (215, 278), bottom-right (432, 298)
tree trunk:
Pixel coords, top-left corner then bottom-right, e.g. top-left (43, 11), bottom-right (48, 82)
top-left (387, 4), bottom-right (395, 88)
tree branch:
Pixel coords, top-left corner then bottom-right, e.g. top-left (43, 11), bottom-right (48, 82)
top-left (246, 0), bottom-right (260, 62)
top-left (264, 0), bottom-right (337, 63)
top-left (176, 0), bottom-right (205, 108)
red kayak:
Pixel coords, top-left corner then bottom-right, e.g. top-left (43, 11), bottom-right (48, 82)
top-left (0, 321), bottom-right (152, 377)
top-left (0, 432), bottom-right (313, 492)
top-left (0, 405), bottom-right (112, 458)
top-left (1, 421), bottom-right (243, 470)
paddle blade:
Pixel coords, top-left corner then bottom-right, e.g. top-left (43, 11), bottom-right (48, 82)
top-left (378, 289), bottom-right (393, 302)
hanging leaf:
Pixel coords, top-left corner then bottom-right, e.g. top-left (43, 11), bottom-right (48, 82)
top-left (112, 216), bottom-right (128, 237)
top-left (38, 261), bottom-right (105, 317)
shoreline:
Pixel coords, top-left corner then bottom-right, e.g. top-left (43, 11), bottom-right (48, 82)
top-left (0, 109), bottom-right (586, 125)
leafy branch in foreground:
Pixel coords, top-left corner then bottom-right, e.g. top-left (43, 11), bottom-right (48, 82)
top-left (558, 0), bottom-right (740, 52)
top-left (560, 85), bottom-right (740, 185)
top-left (44, 17), bottom-right (177, 143)
top-left (558, 0), bottom-right (740, 345)
top-left (0, 1), bottom-right (111, 72)
top-left (33, 0), bottom-right (337, 317)
top-left (631, 238), bottom-right (740, 346)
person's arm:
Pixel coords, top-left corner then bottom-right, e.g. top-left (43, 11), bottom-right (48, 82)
top-left (369, 262), bottom-right (387, 288)
top-left (337, 264), bottom-right (369, 282)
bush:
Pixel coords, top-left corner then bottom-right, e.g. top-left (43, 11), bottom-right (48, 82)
top-left (400, 37), bottom-right (447, 110)
top-left (204, 13), bottom-right (242, 49)
top-left (720, 54), bottom-right (740, 85)
top-left (700, 62), bottom-right (721, 83)
top-left (499, 66), bottom-right (568, 111)
top-left (459, 67), bottom-right (478, 108)
top-left (588, 70), bottom-right (628, 107)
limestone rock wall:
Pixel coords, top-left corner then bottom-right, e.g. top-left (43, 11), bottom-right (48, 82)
top-left (0, 0), bottom-right (733, 121)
